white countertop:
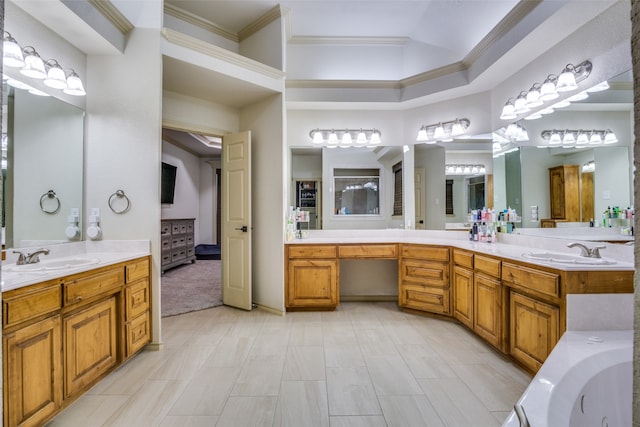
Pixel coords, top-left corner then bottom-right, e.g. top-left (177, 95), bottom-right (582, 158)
top-left (286, 229), bottom-right (635, 271)
top-left (1, 240), bottom-right (151, 292)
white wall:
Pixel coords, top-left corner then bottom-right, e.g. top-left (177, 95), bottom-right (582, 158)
top-left (85, 26), bottom-right (164, 345)
top-left (415, 145), bottom-right (446, 230)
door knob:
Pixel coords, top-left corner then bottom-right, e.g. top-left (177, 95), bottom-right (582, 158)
top-left (235, 226), bottom-right (248, 232)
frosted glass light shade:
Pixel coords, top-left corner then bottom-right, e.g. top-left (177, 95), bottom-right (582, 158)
top-left (44, 61), bottom-right (68, 89)
top-left (500, 101), bottom-right (517, 120)
top-left (341, 132), bottom-right (352, 145)
top-left (556, 66), bottom-right (578, 92)
top-left (416, 126), bottom-right (428, 142)
top-left (549, 132), bottom-right (562, 145)
top-left (451, 121), bottom-right (465, 136)
top-left (432, 124), bottom-right (445, 140)
top-left (312, 130), bottom-right (323, 144)
top-left (370, 131), bottom-right (381, 144)
top-left (63, 72), bottom-right (86, 96)
top-left (356, 131), bottom-right (367, 144)
top-left (3, 34), bottom-right (24, 68)
top-left (603, 130), bottom-right (618, 144)
top-left (539, 77), bottom-right (559, 101)
top-left (20, 49), bottom-right (46, 79)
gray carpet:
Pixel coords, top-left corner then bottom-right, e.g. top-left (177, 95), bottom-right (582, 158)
top-left (161, 260), bottom-right (223, 317)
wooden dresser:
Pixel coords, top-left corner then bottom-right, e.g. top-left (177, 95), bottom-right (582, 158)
top-left (161, 218), bottom-right (196, 273)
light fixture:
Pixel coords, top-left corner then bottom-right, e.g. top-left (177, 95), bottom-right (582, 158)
top-left (309, 128), bottom-right (382, 146)
top-left (500, 99), bottom-right (517, 120)
top-left (502, 122), bottom-right (529, 142)
top-left (415, 118), bottom-right (470, 142)
top-left (500, 60), bottom-right (592, 119)
top-left (20, 47), bottom-right (46, 79)
top-left (567, 91), bottom-right (588, 102)
top-left (43, 59), bottom-right (68, 89)
top-left (445, 164), bottom-right (486, 175)
top-left (556, 64), bottom-right (579, 92)
top-left (2, 34), bottom-right (86, 96)
top-left (541, 129), bottom-right (617, 147)
top-left (3, 32), bottom-right (24, 68)
top-left (582, 161), bottom-right (595, 172)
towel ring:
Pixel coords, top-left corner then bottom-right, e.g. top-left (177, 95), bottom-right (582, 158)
top-left (40, 190), bottom-right (61, 214)
top-left (108, 189), bottom-right (131, 214)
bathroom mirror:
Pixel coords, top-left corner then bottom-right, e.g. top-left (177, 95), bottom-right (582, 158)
top-left (492, 69), bottom-right (633, 232)
top-left (2, 82), bottom-right (85, 248)
top-left (290, 145), bottom-right (405, 230)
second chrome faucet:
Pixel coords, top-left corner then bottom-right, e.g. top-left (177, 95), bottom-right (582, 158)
top-left (567, 242), bottom-right (606, 258)
top-left (13, 248), bottom-right (50, 265)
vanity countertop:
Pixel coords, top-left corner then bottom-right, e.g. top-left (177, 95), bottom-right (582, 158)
top-left (286, 229), bottom-right (635, 272)
top-left (1, 240), bottom-right (151, 292)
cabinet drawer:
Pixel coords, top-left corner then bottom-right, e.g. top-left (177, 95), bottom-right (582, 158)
top-left (3, 282), bottom-right (62, 329)
top-left (172, 236), bottom-right (186, 247)
top-left (161, 236), bottom-right (171, 251)
top-left (475, 255), bottom-right (501, 278)
top-left (63, 268), bottom-right (124, 306)
top-left (161, 252), bottom-right (171, 265)
top-left (161, 223), bottom-right (171, 235)
top-left (338, 244), bottom-right (397, 259)
top-left (453, 249), bottom-right (473, 268)
top-left (399, 282), bottom-right (450, 315)
top-left (125, 257), bottom-right (150, 283)
top-left (401, 244), bottom-right (449, 261)
top-left (126, 312), bottom-right (150, 356)
top-left (288, 245), bottom-right (337, 259)
top-left (186, 235), bottom-right (194, 246)
top-left (125, 278), bottom-right (150, 321)
top-left (172, 249), bottom-right (187, 261)
top-left (503, 262), bottom-right (559, 299)
top-left (401, 259), bottom-right (449, 287)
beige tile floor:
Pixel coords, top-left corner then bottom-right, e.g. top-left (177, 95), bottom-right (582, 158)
top-left (47, 302), bottom-right (531, 427)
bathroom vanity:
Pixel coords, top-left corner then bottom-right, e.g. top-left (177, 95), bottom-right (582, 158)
top-left (1, 244), bottom-right (151, 427)
top-left (285, 231), bottom-right (633, 374)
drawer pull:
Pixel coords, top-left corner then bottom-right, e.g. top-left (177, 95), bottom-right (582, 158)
top-left (75, 296), bottom-right (83, 301)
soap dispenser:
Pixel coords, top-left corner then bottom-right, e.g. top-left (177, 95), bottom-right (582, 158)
top-left (65, 208), bottom-right (81, 240)
top-left (87, 208), bottom-right (102, 240)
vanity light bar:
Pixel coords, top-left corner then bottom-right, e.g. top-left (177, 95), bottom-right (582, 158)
top-left (416, 118), bottom-right (470, 143)
top-left (445, 164), bottom-right (486, 175)
top-left (540, 129), bottom-right (618, 146)
top-left (500, 60), bottom-right (592, 121)
top-left (309, 128), bottom-right (382, 146)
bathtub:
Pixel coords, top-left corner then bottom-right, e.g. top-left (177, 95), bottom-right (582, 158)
top-left (502, 330), bottom-right (632, 427)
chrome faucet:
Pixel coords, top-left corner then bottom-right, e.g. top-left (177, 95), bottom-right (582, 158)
top-left (13, 248), bottom-right (50, 265)
top-left (567, 242), bottom-right (606, 258)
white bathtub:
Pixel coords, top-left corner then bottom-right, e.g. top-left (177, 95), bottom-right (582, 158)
top-left (502, 330), bottom-right (632, 427)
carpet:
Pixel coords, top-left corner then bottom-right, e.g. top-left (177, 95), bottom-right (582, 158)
top-left (161, 260), bottom-right (223, 317)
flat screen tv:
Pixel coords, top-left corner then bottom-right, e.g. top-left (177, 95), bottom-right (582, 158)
top-left (161, 162), bottom-right (177, 204)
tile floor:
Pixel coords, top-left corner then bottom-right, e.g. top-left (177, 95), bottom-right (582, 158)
top-left (47, 302), bottom-right (531, 426)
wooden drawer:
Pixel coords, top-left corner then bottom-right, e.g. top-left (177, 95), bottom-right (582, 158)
top-left (399, 282), bottom-right (450, 315)
top-left (452, 249), bottom-right (473, 269)
top-left (502, 262), bottom-right (560, 299)
top-left (475, 255), bottom-right (501, 278)
top-left (3, 282), bottom-right (62, 329)
top-left (126, 312), bottom-right (150, 356)
top-left (63, 267), bottom-right (124, 306)
top-left (401, 259), bottom-right (449, 287)
top-left (401, 244), bottom-right (449, 261)
top-left (288, 245), bottom-right (337, 259)
top-left (125, 278), bottom-right (150, 321)
top-left (338, 244), bottom-right (397, 259)
top-left (125, 257), bottom-right (150, 284)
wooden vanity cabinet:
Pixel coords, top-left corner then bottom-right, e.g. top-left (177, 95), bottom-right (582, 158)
top-left (452, 249), bottom-right (474, 328)
top-left (502, 261), bottom-right (561, 373)
top-left (286, 245), bottom-right (339, 310)
top-left (549, 164), bottom-right (580, 221)
top-left (2, 256), bottom-right (152, 427)
top-left (399, 244), bottom-right (450, 314)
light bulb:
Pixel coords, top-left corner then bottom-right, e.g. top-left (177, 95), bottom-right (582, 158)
top-left (589, 132), bottom-right (602, 145)
top-left (341, 132), bottom-right (352, 145)
top-left (556, 65), bottom-right (578, 92)
top-left (327, 131), bottom-right (338, 144)
top-left (416, 126), bottom-right (428, 142)
top-left (43, 60), bottom-right (68, 89)
top-left (451, 120), bottom-right (465, 137)
top-left (20, 47), bottom-right (46, 79)
top-left (500, 100), bottom-right (517, 120)
top-left (370, 130), bottom-right (381, 144)
top-left (3, 33), bottom-right (25, 68)
top-left (312, 130), bottom-right (323, 144)
top-left (604, 130), bottom-right (618, 144)
top-left (539, 76), bottom-right (559, 101)
top-left (549, 132), bottom-right (562, 145)
top-left (433, 124), bottom-right (445, 140)
top-left (63, 71), bottom-right (86, 96)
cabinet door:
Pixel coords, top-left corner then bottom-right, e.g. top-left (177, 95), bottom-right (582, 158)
top-left (474, 273), bottom-right (503, 349)
top-left (452, 266), bottom-right (473, 329)
top-left (64, 297), bottom-right (118, 398)
top-left (510, 291), bottom-right (559, 373)
top-left (4, 315), bottom-right (62, 427)
top-left (126, 312), bottom-right (151, 357)
top-left (549, 167), bottom-right (566, 219)
top-left (287, 259), bottom-right (338, 308)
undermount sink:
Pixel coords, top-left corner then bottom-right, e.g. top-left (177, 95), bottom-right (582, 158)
top-left (522, 252), bottom-right (616, 265)
top-left (2, 257), bottom-right (101, 272)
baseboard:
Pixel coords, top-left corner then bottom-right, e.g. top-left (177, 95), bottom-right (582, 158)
top-left (254, 303), bottom-right (286, 316)
top-left (145, 341), bottom-right (164, 351)
top-left (340, 295), bottom-right (398, 302)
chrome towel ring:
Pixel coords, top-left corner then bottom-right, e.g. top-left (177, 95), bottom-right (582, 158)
top-left (40, 190), bottom-right (61, 214)
top-left (108, 189), bottom-right (131, 214)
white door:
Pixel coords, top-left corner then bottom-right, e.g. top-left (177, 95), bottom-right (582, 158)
top-left (415, 168), bottom-right (425, 229)
top-left (222, 131), bottom-right (252, 310)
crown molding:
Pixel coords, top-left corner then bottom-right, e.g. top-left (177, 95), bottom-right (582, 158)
top-left (238, 4), bottom-right (285, 41)
top-left (89, 0), bottom-right (134, 35)
top-left (162, 119), bottom-right (227, 138)
top-left (162, 28), bottom-right (285, 80)
top-left (164, 3), bottom-right (239, 43)
top-left (286, 80), bottom-right (400, 89)
top-left (464, 0), bottom-right (542, 66)
top-left (289, 36), bottom-right (409, 46)
top-left (400, 62), bottom-right (468, 88)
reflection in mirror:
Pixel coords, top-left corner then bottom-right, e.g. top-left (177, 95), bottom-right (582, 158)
top-left (2, 82), bottom-right (84, 248)
top-left (492, 70), bottom-right (633, 238)
top-left (291, 145), bottom-right (405, 230)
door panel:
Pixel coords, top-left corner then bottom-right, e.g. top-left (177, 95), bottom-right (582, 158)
top-left (222, 131), bottom-right (252, 310)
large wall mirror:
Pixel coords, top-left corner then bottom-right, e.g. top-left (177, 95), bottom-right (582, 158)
top-left (2, 82), bottom-right (85, 248)
top-left (492, 70), bottom-right (633, 234)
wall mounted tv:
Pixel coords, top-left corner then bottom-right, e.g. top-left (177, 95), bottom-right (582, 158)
top-left (161, 162), bottom-right (177, 204)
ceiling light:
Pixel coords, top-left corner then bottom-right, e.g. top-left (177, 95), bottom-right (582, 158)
top-left (63, 70), bottom-right (86, 96)
top-left (20, 47), bottom-right (46, 79)
top-left (500, 100), bottom-right (517, 120)
top-left (43, 59), bottom-right (68, 89)
top-left (586, 81), bottom-right (609, 92)
top-left (3, 32), bottom-right (24, 68)
top-left (556, 64), bottom-right (578, 92)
